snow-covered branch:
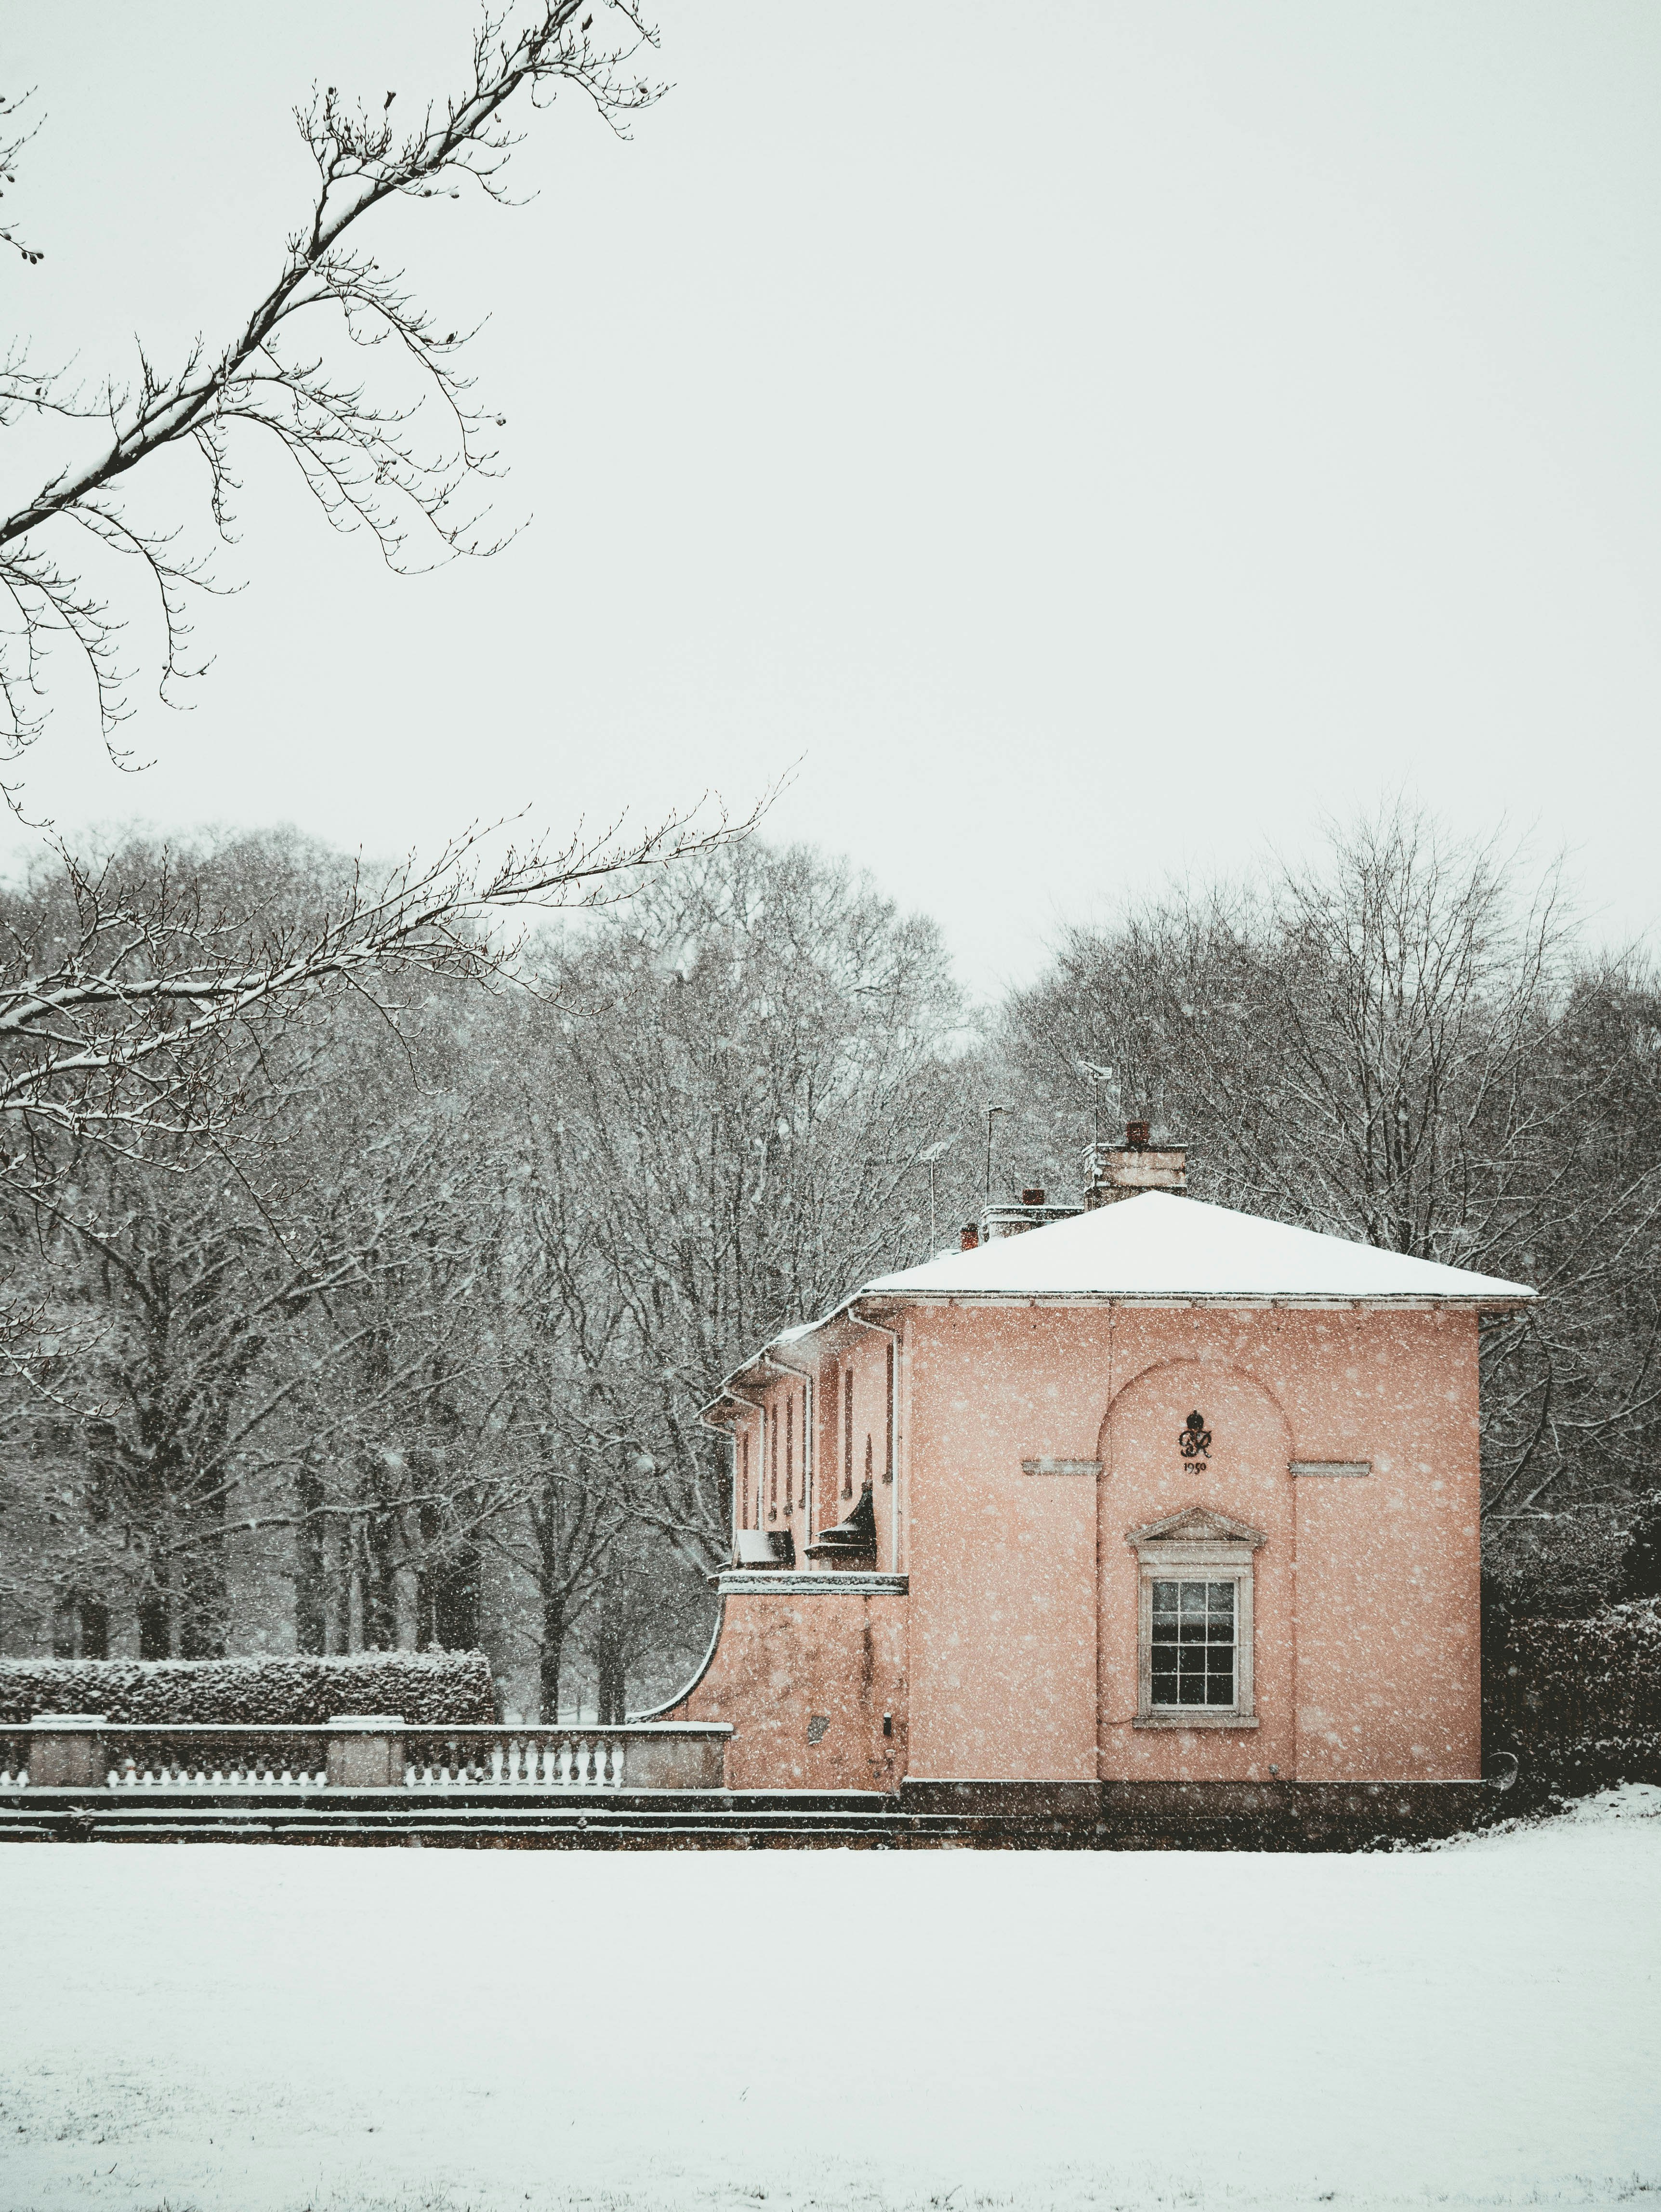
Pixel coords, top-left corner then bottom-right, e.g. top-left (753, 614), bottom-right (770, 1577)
top-left (0, 4), bottom-right (663, 780)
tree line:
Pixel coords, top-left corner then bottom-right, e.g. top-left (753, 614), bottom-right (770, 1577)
top-left (1, 807), bottom-right (1655, 1711)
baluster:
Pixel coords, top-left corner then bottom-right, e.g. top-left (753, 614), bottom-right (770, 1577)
top-left (609, 1738), bottom-right (625, 1789)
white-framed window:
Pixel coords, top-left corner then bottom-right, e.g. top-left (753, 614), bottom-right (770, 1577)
top-left (1126, 1507), bottom-right (1265, 1730)
top-left (1149, 1577), bottom-right (1239, 1710)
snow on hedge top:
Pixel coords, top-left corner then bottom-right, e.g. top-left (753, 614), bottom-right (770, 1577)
top-left (861, 1192), bottom-right (1535, 1305)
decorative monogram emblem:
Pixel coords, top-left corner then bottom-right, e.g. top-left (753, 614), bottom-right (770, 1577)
top-left (1178, 1410), bottom-right (1212, 1461)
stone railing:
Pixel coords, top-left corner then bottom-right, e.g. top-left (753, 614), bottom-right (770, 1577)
top-left (0, 1713), bottom-right (730, 1792)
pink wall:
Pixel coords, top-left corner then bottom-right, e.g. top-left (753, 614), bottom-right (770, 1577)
top-left (699, 1297), bottom-right (1483, 1790)
top-left (903, 1301), bottom-right (1482, 1785)
top-left (682, 1589), bottom-right (908, 1792)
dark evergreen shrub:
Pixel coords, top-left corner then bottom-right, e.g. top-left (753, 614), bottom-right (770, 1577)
top-left (0, 1650), bottom-right (494, 1725)
top-left (1486, 1598), bottom-right (1661, 1790)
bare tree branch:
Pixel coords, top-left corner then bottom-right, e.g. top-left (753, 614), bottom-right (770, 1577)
top-left (0, 5), bottom-right (664, 781)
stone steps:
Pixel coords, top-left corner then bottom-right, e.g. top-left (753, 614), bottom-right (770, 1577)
top-left (0, 1780), bottom-right (1494, 1849)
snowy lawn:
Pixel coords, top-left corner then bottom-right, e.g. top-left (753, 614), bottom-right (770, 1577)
top-left (2, 1791), bottom-right (1659, 2212)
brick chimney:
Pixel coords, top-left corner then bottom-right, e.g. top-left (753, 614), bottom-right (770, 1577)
top-left (1084, 1121), bottom-right (1187, 1209)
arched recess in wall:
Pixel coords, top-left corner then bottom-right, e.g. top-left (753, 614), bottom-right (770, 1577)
top-left (1094, 1356), bottom-right (1292, 1522)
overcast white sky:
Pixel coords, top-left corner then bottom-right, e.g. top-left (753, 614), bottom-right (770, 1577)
top-left (6, 2), bottom-right (1661, 990)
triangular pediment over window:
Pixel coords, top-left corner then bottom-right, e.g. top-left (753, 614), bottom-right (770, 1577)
top-left (1125, 1505), bottom-right (1266, 1552)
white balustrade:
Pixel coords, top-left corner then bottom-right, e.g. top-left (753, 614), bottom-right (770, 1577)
top-left (403, 1732), bottom-right (624, 1790)
top-left (0, 1724), bottom-right (686, 1796)
top-left (106, 1755), bottom-right (325, 1791)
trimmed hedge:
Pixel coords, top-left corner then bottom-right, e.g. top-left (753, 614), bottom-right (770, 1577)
top-left (1487, 1598), bottom-right (1661, 1789)
top-left (0, 1651), bottom-right (495, 1726)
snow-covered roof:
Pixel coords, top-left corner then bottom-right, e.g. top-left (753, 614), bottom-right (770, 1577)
top-left (699, 1192), bottom-right (1533, 1420)
top-left (860, 1192), bottom-right (1535, 1307)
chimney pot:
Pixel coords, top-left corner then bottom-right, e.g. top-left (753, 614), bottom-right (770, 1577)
top-left (1125, 1119), bottom-right (1151, 1148)
top-left (1021, 1185), bottom-right (1045, 1206)
top-left (960, 1223), bottom-right (980, 1251)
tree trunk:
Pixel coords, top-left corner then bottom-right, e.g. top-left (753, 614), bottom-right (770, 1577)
top-left (595, 1612), bottom-right (627, 1725)
top-left (597, 1654), bottom-right (626, 1724)
top-left (539, 1584), bottom-right (565, 1724)
top-left (357, 1513), bottom-right (401, 1650)
top-left (178, 1488), bottom-right (228, 1658)
top-left (137, 1559), bottom-right (171, 1658)
top-left (293, 1453), bottom-right (327, 1656)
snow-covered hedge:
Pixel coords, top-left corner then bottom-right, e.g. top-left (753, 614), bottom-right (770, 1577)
top-left (1490, 1599), bottom-right (1661, 1784)
top-left (0, 1651), bottom-right (495, 1726)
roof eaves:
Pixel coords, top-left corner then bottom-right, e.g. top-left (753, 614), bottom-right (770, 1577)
top-left (851, 1286), bottom-right (1537, 1311)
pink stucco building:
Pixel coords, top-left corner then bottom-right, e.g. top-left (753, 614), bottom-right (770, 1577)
top-left (667, 1136), bottom-right (1533, 1810)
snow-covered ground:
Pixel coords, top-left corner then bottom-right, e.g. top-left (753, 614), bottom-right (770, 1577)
top-left (3, 1790), bottom-right (1658, 2212)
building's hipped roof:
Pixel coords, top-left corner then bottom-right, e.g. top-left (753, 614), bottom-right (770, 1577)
top-left (861, 1192), bottom-right (1535, 1305)
top-left (700, 1192), bottom-right (1534, 1421)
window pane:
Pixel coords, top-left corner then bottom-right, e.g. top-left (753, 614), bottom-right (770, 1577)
top-left (1145, 1576), bottom-right (1240, 1712)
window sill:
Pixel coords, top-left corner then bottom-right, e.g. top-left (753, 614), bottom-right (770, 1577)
top-left (1134, 1712), bottom-right (1259, 1730)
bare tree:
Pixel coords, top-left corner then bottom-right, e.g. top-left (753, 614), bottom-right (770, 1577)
top-left (0, 806), bottom-right (751, 1188)
top-left (1002, 804), bottom-right (1661, 1551)
top-left (0, 4), bottom-right (661, 775)
top-left (521, 841), bottom-right (980, 1571)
